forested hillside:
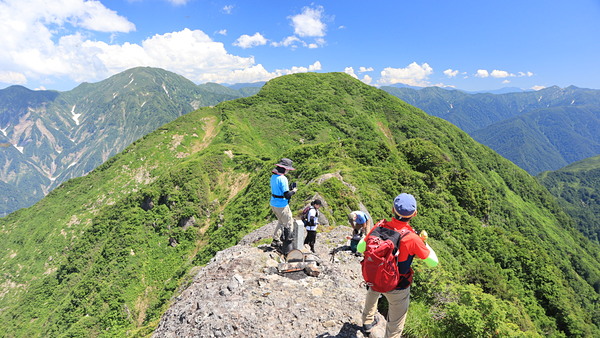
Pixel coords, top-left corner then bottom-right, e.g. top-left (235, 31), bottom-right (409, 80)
top-left (472, 105), bottom-right (600, 174)
top-left (538, 155), bottom-right (600, 242)
top-left (0, 73), bottom-right (598, 337)
top-left (382, 85), bottom-right (600, 174)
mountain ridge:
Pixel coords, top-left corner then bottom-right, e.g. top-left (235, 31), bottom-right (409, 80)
top-left (0, 67), bottom-right (256, 216)
top-left (0, 72), bottom-right (598, 336)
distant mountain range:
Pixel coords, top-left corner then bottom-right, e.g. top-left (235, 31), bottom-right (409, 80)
top-left (382, 85), bottom-right (600, 174)
top-left (0, 67), bottom-right (260, 216)
top-left (3, 69), bottom-right (600, 216)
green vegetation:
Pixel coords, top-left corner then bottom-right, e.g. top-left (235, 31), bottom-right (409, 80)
top-left (0, 67), bottom-right (260, 216)
top-left (383, 85), bottom-right (600, 175)
top-left (0, 73), bottom-right (599, 337)
top-left (538, 155), bottom-right (600, 242)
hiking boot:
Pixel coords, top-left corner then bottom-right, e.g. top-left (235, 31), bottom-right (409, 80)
top-left (362, 316), bottom-right (379, 332)
top-left (270, 240), bottom-right (282, 252)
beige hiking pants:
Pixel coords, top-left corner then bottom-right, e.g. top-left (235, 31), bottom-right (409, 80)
top-left (272, 205), bottom-right (294, 241)
top-left (362, 286), bottom-right (411, 338)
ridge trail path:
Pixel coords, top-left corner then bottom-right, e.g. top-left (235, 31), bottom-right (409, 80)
top-left (153, 222), bottom-right (388, 337)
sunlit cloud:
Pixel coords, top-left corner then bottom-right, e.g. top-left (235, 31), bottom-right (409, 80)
top-left (233, 33), bottom-right (267, 49)
top-left (223, 5), bottom-right (234, 14)
top-left (443, 69), bottom-right (459, 78)
top-left (0, 1), bottom-right (325, 87)
top-left (0, 71), bottom-right (27, 85)
top-left (166, 0), bottom-right (190, 5)
top-left (491, 70), bottom-right (512, 78)
top-left (344, 67), bottom-right (358, 79)
top-left (475, 69), bottom-right (490, 78)
top-left (378, 62), bottom-right (433, 87)
top-left (290, 6), bottom-right (326, 37)
top-left (271, 5), bottom-right (329, 49)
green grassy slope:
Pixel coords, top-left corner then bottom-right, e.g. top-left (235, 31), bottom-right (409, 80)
top-left (0, 73), bottom-right (598, 337)
top-left (538, 155), bottom-right (600, 242)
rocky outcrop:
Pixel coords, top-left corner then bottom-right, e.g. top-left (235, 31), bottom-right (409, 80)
top-left (152, 222), bottom-right (387, 337)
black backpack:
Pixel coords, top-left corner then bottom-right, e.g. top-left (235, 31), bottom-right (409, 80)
top-left (302, 206), bottom-right (318, 227)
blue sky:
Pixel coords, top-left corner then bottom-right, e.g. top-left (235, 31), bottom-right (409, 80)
top-left (1, 0), bottom-right (599, 92)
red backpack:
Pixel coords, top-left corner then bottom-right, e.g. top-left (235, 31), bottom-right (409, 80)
top-left (361, 220), bottom-right (410, 292)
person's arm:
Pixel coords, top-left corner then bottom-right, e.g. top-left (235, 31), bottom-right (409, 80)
top-left (408, 234), bottom-right (439, 267)
top-left (280, 177), bottom-right (296, 199)
top-left (423, 243), bottom-right (438, 267)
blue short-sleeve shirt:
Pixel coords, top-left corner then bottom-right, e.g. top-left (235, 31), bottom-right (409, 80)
top-left (270, 174), bottom-right (290, 207)
top-left (355, 211), bottom-right (368, 224)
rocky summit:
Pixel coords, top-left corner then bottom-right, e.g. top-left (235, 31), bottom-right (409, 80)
top-left (152, 221), bottom-right (387, 338)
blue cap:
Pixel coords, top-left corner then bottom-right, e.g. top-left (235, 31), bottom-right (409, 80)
top-left (393, 193), bottom-right (417, 218)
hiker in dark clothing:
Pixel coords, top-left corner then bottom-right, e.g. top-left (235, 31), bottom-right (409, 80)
top-left (270, 158), bottom-right (297, 247)
top-left (303, 199), bottom-right (322, 253)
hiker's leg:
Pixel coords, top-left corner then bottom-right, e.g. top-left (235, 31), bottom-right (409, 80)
top-left (384, 287), bottom-right (411, 338)
top-left (308, 231), bottom-right (316, 252)
top-left (271, 206), bottom-right (286, 241)
top-left (362, 288), bottom-right (380, 327)
top-left (281, 205), bottom-right (294, 235)
top-left (365, 219), bottom-right (373, 234)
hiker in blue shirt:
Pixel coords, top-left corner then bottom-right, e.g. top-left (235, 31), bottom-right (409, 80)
top-left (349, 210), bottom-right (372, 237)
top-left (270, 158), bottom-right (297, 248)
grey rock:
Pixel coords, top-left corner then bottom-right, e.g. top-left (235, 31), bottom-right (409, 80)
top-left (152, 224), bottom-right (378, 338)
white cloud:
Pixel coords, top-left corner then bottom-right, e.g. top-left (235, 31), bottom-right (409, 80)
top-left (167, 0), bottom-right (191, 5)
top-left (0, 0), bottom-right (135, 84)
top-left (233, 33), bottom-right (267, 49)
top-left (491, 69), bottom-right (512, 78)
top-left (361, 74), bottom-right (373, 85)
top-left (0, 1), bottom-right (322, 88)
top-left (502, 79), bottom-right (510, 84)
top-left (378, 62), bottom-right (433, 86)
top-left (0, 71), bottom-right (27, 84)
top-left (359, 67), bottom-right (374, 73)
top-left (223, 5), bottom-right (234, 14)
top-left (290, 6), bottom-right (326, 37)
top-left (443, 69), bottom-right (459, 78)
top-left (344, 67), bottom-right (358, 79)
top-left (217, 29), bottom-right (227, 36)
top-left (271, 36), bottom-right (304, 48)
top-left (475, 69), bottom-right (489, 78)
top-left (518, 71), bottom-right (534, 77)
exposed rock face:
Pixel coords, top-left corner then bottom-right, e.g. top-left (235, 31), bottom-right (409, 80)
top-left (152, 222), bottom-right (387, 337)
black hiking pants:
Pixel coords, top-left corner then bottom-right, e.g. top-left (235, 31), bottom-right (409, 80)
top-left (304, 230), bottom-right (317, 252)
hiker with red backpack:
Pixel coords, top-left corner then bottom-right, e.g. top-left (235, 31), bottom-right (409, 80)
top-left (302, 199), bottom-right (322, 253)
top-left (270, 158), bottom-right (297, 249)
top-left (358, 193), bottom-right (438, 337)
